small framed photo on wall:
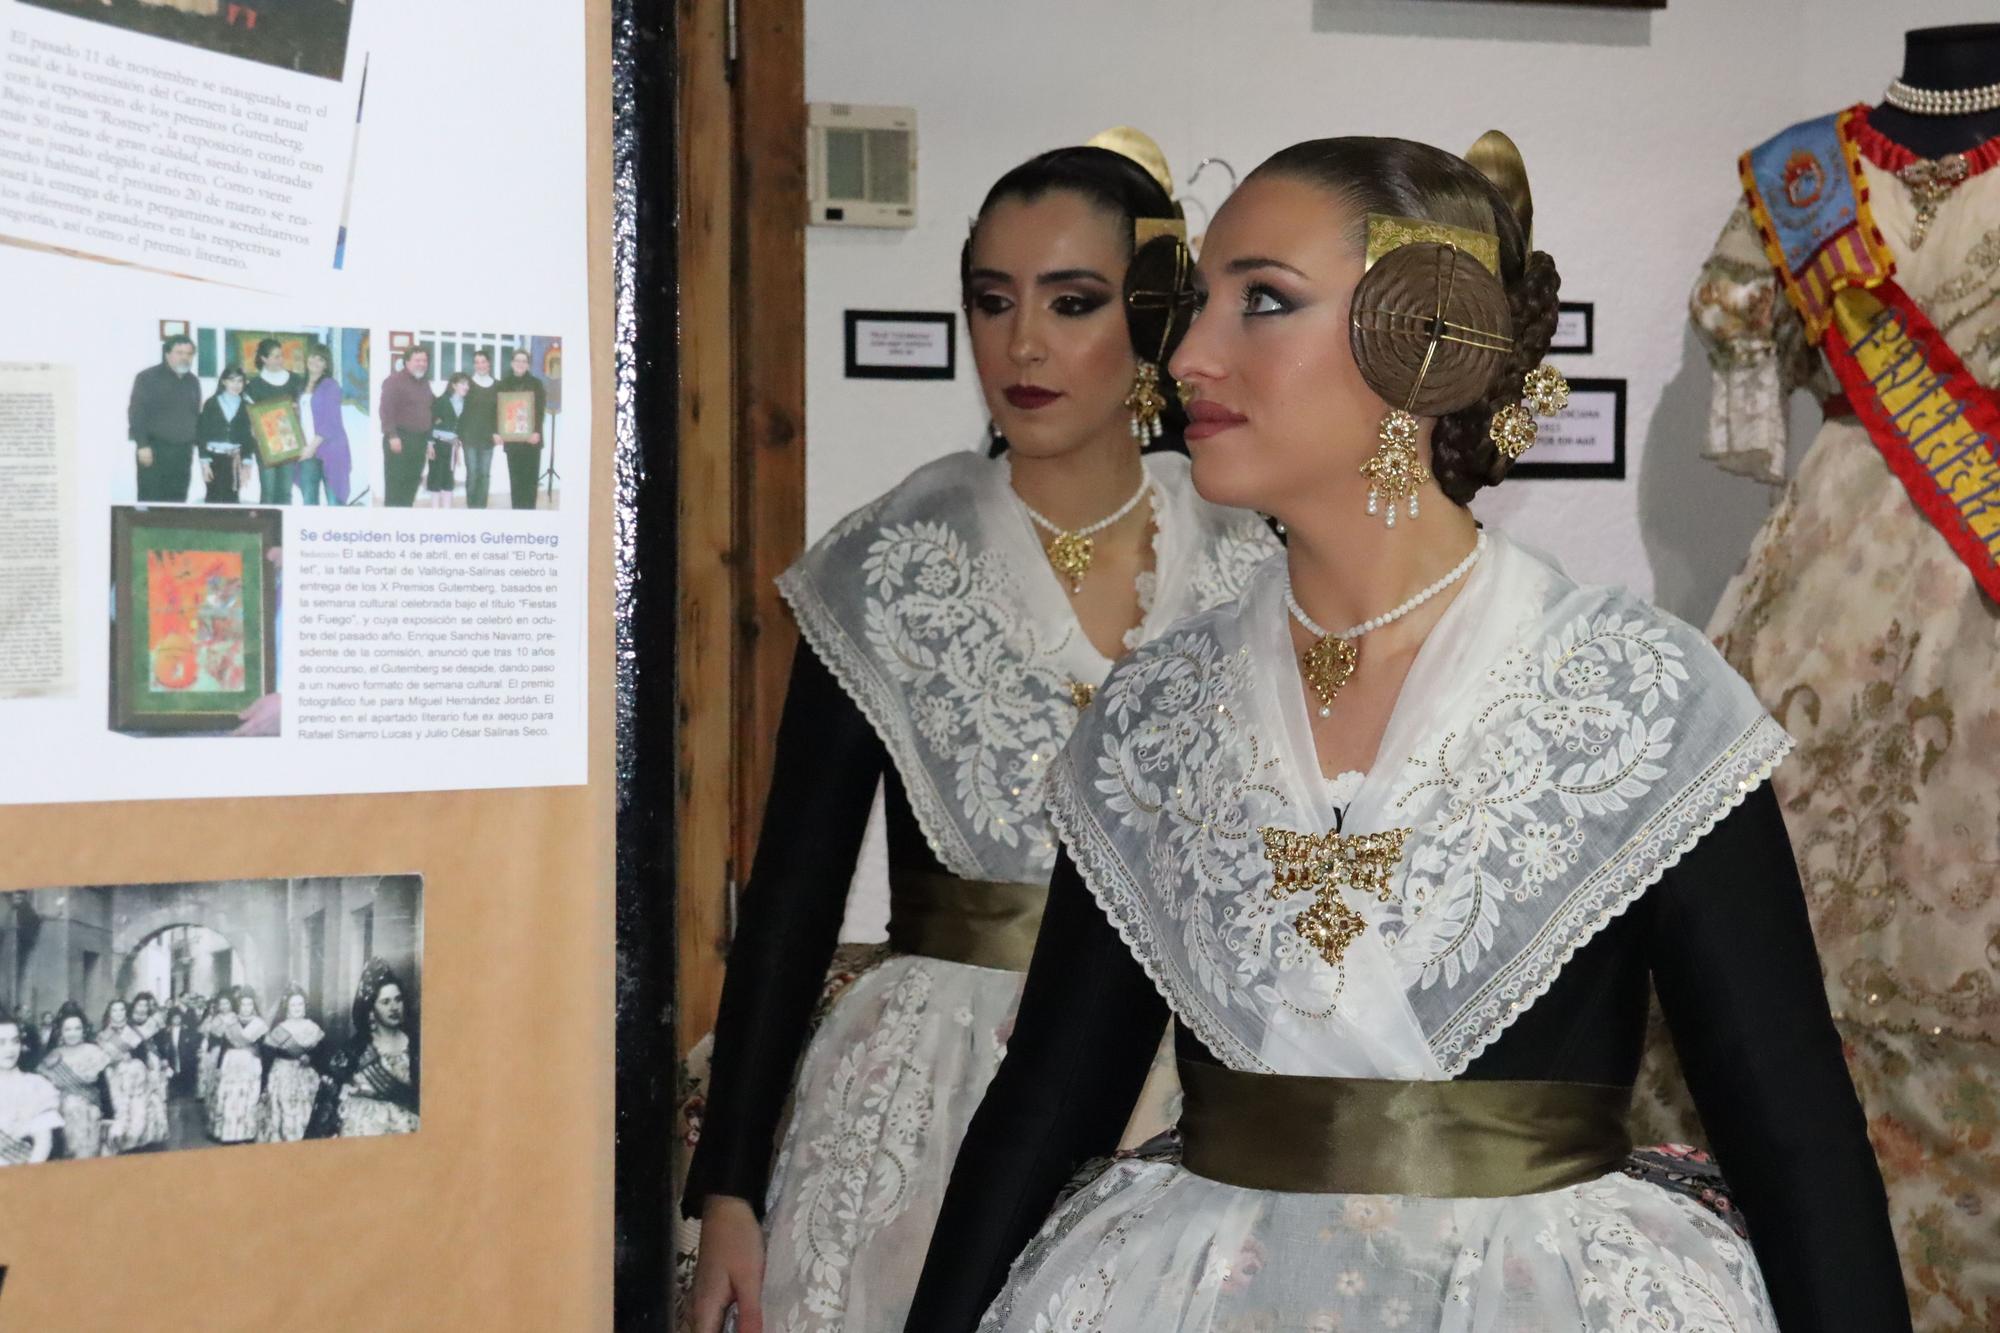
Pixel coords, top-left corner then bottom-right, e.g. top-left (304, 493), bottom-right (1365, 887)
top-left (844, 310), bottom-right (956, 380)
top-left (1549, 302), bottom-right (1594, 355)
top-left (1509, 377), bottom-right (1626, 480)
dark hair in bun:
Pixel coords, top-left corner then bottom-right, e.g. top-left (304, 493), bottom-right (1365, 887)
top-left (1254, 136), bottom-right (1561, 505)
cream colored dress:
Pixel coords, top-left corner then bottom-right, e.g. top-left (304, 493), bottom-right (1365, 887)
top-left (1635, 119), bottom-right (2000, 1329)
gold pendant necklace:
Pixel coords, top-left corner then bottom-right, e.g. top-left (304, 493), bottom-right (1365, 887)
top-left (1284, 531), bottom-right (1487, 717)
top-left (1016, 470), bottom-right (1153, 593)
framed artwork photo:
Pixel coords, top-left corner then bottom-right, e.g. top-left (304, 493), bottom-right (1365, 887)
top-left (496, 390), bottom-right (539, 442)
top-left (248, 397), bottom-right (308, 467)
top-left (109, 507), bottom-right (280, 735)
top-left (230, 329), bottom-right (309, 376)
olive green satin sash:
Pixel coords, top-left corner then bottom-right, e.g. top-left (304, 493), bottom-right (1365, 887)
top-left (886, 871), bottom-right (1047, 972)
top-left (1179, 1060), bottom-right (1633, 1197)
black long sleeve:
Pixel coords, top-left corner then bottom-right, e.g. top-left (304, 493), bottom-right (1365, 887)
top-left (906, 785), bottom-right (1908, 1332)
top-left (680, 640), bottom-right (888, 1218)
top-left (903, 851), bottom-right (1167, 1331)
top-left (1645, 782), bottom-right (1910, 1332)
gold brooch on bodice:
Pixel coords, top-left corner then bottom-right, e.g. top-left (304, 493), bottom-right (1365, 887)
top-left (1898, 154), bottom-right (1971, 251)
top-left (1260, 825), bottom-right (1411, 968)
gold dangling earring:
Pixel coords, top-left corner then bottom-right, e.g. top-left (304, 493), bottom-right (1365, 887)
top-left (1361, 408), bottom-right (1428, 528)
top-left (1126, 361), bottom-right (1166, 442)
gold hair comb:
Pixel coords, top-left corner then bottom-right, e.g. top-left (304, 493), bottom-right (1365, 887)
top-left (1364, 214), bottom-right (1501, 276)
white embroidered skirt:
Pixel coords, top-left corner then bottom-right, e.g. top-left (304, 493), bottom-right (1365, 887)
top-left (978, 1161), bottom-right (1776, 1332)
top-left (759, 955), bottom-right (1020, 1333)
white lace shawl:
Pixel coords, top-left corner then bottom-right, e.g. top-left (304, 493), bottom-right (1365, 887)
top-left (778, 450), bottom-right (1278, 884)
top-left (1047, 533), bottom-right (1793, 1079)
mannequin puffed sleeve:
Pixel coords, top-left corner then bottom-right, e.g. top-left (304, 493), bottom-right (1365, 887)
top-left (679, 639), bottom-right (889, 1218)
top-left (903, 849), bottom-right (1169, 1332)
top-left (1688, 201), bottom-right (1829, 484)
top-left (1648, 781), bottom-right (1911, 1332)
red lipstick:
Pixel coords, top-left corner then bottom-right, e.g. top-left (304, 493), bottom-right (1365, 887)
top-left (1003, 385), bottom-right (1062, 410)
top-left (1183, 398), bottom-right (1247, 441)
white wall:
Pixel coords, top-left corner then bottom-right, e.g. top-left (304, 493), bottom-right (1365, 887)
top-left (802, 0), bottom-right (1995, 937)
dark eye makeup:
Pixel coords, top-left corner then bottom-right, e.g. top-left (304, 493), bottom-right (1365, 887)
top-left (1242, 282), bottom-right (1294, 316)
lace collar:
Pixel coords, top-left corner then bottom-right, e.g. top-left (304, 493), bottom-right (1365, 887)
top-left (1048, 533), bottom-right (1791, 1076)
top-left (780, 450), bottom-right (1278, 883)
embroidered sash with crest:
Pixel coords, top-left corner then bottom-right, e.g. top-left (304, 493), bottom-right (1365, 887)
top-left (1741, 106), bottom-right (2000, 600)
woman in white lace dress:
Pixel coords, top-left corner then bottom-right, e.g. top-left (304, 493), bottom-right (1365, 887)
top-left (683, 133), bottom-right (1281, 1333)
top-left (905, 133), bottom-right (1909, 1333)
top-left (258, 988), bottom-right (324, 1143)
top-left (209, 988), bottom-right (267, 1144)
top-left (95, 1000), bottom-right (151, 1155)
top-left (127, 992), bottom-right (171, 1149)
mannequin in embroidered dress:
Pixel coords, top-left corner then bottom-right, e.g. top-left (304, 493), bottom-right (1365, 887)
top-left (682, 132), bottom-right (1280, 1333)
top-left (1629, 37), bottom-right (2000, 1329)
top-left (905, 134), bottom-right (1908, 1333)
top-left (1871, 25), bottom-right (2000, 158)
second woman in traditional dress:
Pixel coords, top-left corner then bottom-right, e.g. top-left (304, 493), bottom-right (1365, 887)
top-left (259, 988), bottom-right (324, 1143)
top-left (0, 1012), bottom-right (61, 1167)
top-left (333, 960), bottom-right (419, 1139)
top-left (38, 1004), bottom-right (110, 1161)
top-left (127, 992), bottom-right (171, 1148)
top-left (196, 993), bottom-right (229, 1109)
top-left (685, 133), bottom-right (1280, 1333)
top-left (209, 987), bottom-right (268, 1143)
top-left (905, 133), bottom-right (1910, 1333)
top-left (95, 999), bottom-right (151, 1155)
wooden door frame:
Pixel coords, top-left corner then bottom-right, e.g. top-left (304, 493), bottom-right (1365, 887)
top-left (675, 0), bottom-right (806, 1056)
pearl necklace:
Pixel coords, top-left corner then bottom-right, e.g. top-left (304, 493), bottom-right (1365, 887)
top-left (1016, 469), bottom-right (1153, 593)
top-left (1885, 77), bottom-right (2000, 117)
top-left (1285, 529), bottom-right (1486, 717)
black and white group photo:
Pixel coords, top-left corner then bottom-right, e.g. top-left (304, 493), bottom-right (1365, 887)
top-left (18, 0), bottom-right (357, 81)
top-left (0, 874), bottom-right (421, 1167)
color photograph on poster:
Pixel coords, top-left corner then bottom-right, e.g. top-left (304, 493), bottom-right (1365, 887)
top-left (380, 332), bottom-right (564, 511)
top-left (124, 324), bottom-right (372, 508)
top-left (108, 505), bottom-right (280, 737)
top-left (0, 874), bottom-right (421, 1168)
top-left (16, 0), bottom-right (358, 81)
